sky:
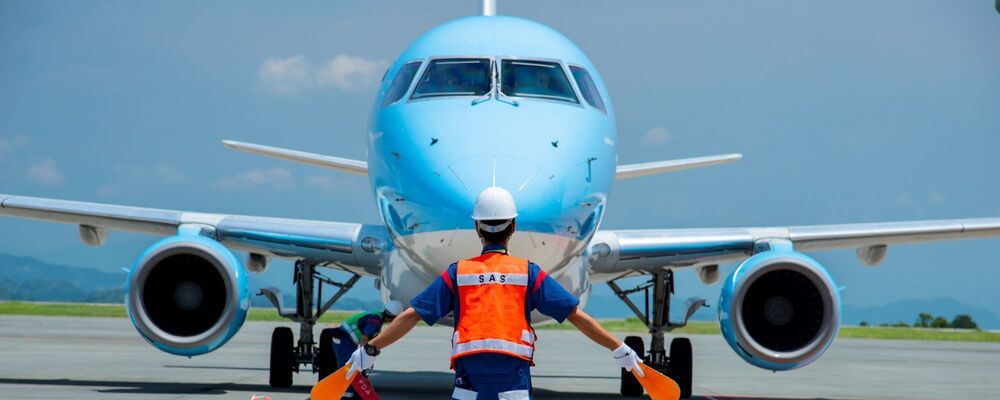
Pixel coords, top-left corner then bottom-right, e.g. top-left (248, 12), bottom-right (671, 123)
top-left (1, 1), bottom-right (998, 318)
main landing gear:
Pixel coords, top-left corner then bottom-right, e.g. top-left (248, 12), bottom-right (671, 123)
top-left (259, 260), bottom-right (360, 388)
top-left (608, 270), bottom-right (706, 399)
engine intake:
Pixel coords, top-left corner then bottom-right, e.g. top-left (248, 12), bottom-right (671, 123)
top-left (719, 248), bottom-right (840, 371)
top-left (126, 234), bottom-right (249, 356)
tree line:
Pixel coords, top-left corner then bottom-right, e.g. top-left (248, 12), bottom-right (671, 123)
top-left (859, 313), bottom-right (978, 329)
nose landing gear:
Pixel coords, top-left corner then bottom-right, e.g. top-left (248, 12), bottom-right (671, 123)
top-left (608, 270), bottom-right (705, 399)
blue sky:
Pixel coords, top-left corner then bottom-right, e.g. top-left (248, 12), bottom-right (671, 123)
top-left (1, 1), bottom-right (998, 317)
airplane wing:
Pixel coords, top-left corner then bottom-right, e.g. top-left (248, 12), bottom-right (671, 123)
top-left (0, 194), bottom-right (385, 275)
top-left (615, 154), bottom-right (742, 180)
top-left (588, 218), bottom-right (1000, 274)
top-left (222, 140), bottom-right (368, 176)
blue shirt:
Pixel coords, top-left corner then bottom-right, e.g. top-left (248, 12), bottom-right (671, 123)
top-left (411, 244), bottom-right (581, 327)
top-left (356, 313), bottom-right (384, 338)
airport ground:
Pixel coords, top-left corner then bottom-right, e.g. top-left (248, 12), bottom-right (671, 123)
top-left (2, 302), bottom-right (997, 342)
top-left (1, 315), bottom-right (998, 399)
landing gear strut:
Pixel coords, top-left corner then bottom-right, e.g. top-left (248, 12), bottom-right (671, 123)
top-left (260, 260), bottom-right (360, 388)
top-left (608, 270), bottom-right (704, 399)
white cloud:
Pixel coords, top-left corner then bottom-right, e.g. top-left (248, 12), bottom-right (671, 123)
top-left (258, 55), bottom-right (311, 95)
top-left (316, 55), bottom-right (388, 91)
top-left (257, 54), bottom-right (386, 95)
top-left (220, 167), bottom-right (295, 190)
top-left (151, 163), bottom-right (194, 184)
top-left (641, 127), bottom-right (672, 145)
top-left (0, 133), bottom-right (30, 161)
top-left (27, 158), bottom-right (64, 186)
top-left (305, 175), bottom-right (337, 191)
top-left (96, 163), bottom-right (194, 197)
top-left (117, 163), bottom-right (191, 184)
top-left (895, 191), bottom-right (949, 208)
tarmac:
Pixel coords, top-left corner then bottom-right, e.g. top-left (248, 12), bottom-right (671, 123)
top-left (0, 315), bottom-right (997, 399)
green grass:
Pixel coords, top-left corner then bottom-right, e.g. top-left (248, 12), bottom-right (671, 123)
top-left (837, 325), bottom-right (1000, 342)
top-left (0, 301), bottom-right (128, 318)
top-left (536, 318), bottom-right (721, 335)
top-left (537, 317), bottom-right (1000, 342)
top-left (2, 301), bottom-right (998, 342)
top-left (247, 308), bottom-right (354, 324)
top-left (0, 301), bottom-right (355, 324)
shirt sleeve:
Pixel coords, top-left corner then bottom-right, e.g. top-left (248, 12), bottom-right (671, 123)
top-left (528, 263), bottom-right (580, 323)
top-left (410, 263), bottom-right (457, 326)
top-left (358, 314), bottom-right (383, 338)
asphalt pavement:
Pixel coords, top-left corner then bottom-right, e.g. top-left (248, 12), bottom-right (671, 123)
top-left (0, 315), bottom-right (997, 399)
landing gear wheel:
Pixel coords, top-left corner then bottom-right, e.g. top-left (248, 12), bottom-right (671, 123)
top-left (669, 337), bottom-right (693, 399)
top-left (269, 327), bottom-right (294, 388)
top-left (620, 335), bottom-right (645, 397)
top-left (318, 328), bottom-right (337, 380)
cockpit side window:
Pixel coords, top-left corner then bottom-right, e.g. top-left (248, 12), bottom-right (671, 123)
top-left (569, 66), bottom-right (606, 113)
top-left (382, 61), bottom-right (422, 107)
top-left (500, 60), bottom-right (579, 104)
top-left (411, 58), bottom-right (491, 99)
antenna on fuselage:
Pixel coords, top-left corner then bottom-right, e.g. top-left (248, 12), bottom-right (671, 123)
top-left (483, 0), bottom-right (497, 16)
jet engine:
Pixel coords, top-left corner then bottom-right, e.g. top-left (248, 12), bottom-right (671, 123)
top-left (718, 248), bottom-right (840, 371)
top-left (125, 233), bottom-right (250, 356)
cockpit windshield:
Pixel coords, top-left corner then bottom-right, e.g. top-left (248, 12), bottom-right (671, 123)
top-left (500, 60), bottom-right (579, 104)
top-left (411, 58), bottom-right (491, 99)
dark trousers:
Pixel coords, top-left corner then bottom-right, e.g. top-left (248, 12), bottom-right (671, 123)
top-left (452, 353), bottom-right (532, 400)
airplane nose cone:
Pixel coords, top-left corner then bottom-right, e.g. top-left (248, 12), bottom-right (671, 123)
top-left (443, 156), bottom-right (555, 219)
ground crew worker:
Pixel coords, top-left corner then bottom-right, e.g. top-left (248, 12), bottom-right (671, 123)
top-left (329, 301), bottom-right (403, 398)
top-left (346, 187), bottom-right (644, 400)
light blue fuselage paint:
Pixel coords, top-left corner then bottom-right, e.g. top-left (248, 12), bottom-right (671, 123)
top-left (366, 16), bottom-right (616, 307)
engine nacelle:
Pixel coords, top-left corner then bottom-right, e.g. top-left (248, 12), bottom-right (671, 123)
top-left (718, 248), bottom-right (840, 371)
top-left (126, 234), bottom-right (250, 356)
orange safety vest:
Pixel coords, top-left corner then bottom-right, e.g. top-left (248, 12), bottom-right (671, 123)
top-left (450, 252), bottom-right (536, 364)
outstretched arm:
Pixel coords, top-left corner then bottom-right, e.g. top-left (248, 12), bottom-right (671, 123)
top-left (566, 307), bottom-right (645, 376)
top-left (367, 307), bottom-right (421, 350)
top-left (566, 307), bottom-right (623, 350)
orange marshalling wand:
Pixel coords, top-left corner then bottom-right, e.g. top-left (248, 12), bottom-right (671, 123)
top-left (313, 362), bottom-right (679, 400)
top-left (310, 363), bottom-right (357, 400)
top-left (633, 364), bottom-right (681, 400)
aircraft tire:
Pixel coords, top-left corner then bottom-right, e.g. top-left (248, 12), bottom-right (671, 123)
top-left (620, 335), bottom-right (645, 397)
top-left (669, 337), bottom-right (693, 399)
top-left (269, 327), bottom-right (295, 388)
top-left (318, 328), bottom-right (337, 380)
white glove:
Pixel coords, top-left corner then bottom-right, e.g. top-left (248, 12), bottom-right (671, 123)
top-left (612, 343), bottom-right (644, 377)
top-left (345, 345), bottom-right (377, 380)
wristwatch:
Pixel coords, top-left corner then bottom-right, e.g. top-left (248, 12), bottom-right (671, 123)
top-left (363, 343), bottom-right (380, 357)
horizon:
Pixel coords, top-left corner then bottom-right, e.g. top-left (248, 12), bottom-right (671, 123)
top-left (2, 251), bottom-right (998, 330)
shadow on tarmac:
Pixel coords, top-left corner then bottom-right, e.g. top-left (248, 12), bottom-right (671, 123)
top-left (0, 374), bottom-right (845, 400)
top-left (164, 364), bottom-right (270, 371)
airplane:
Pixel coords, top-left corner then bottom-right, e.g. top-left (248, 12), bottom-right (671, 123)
top-left (2, 1), bottom-right (999, 398)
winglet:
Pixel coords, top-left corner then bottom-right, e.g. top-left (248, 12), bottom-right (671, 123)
top-left (222, 140), bottom-right (368, 177)
top-left (615, 153), bottom-right (742, 180)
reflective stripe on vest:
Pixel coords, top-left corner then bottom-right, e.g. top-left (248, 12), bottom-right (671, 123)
top-left (453, 338), bottom-right (534, 359)
top-left (455, 273), bottom-right (529, 286)
top-left (451, 253), bottom-right (535, 363)
top-left (341, 311), bottom-right (377, 344)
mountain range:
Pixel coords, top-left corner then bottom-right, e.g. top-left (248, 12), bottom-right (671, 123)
top-left (1, 253), bottom-right (996, 329)
top-left (0, 253), bottom-right (383, 311)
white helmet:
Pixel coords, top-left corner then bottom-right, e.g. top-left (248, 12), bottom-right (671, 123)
top-left (471, 187), bottom-right (518, 221)
top-left (384, 300), bottom-right (404, 317)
